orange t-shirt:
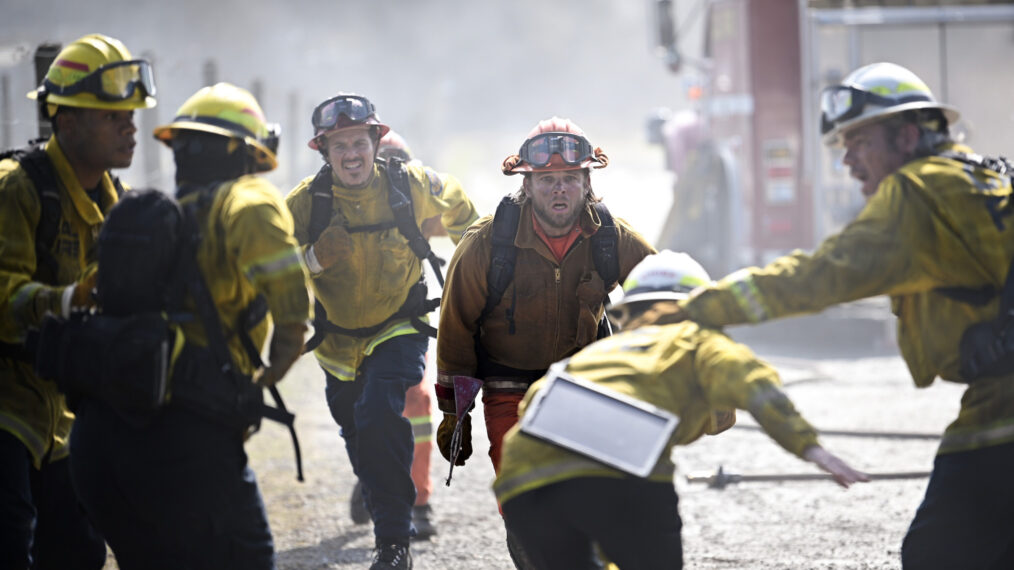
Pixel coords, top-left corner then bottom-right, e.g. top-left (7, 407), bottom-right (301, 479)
top-left (531, 210), bottom-right (583, 262)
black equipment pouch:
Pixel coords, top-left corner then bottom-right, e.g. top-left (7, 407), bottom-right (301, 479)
top-left (958, 257), bottom-right (1014, 382)
top-left (34, 311), bottom-right (172, 428)
top-left (168, 342), bottom-right (265, 434)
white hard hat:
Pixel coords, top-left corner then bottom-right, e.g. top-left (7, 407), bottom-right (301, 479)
top-left (612, 250), bottom-right (712, 309)
top-left (820, 62), bottom-right (960, 147)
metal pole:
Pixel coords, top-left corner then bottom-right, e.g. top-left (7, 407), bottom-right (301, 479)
top-left (732, 423), bottom-right (939, 440)
top-left (202, 59), bottom-right (218, 87)
top-left (140, 50), bottom-right (161, 188)
top-left (287, 89), bottom-right (299, 187)
top-left (1, 74), bottom-right (11, 150)
top-left (938, 22), bottom-right (948, 103)
top-left (33, 43), bottom-right (61, 140)
top-left (686, 466), bottom-right (931, 489)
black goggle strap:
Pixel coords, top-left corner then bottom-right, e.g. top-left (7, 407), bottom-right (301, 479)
top-left (519, 132), bottom-right (594, 166)
top-left (42, 59), bottom-right (154, 100)
top-left (820, 85), bottom-right (933, 133)
top-left (311, 95), bottom-right (375, 130)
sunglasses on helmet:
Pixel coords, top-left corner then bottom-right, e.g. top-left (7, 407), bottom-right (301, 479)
top-left (819, 85), bottom-right (932, 135)
top-left (311, 95), bottom-right (376, 132)
top-left (518, 132), bottom-right (595, 168)
top-left (44, 59), bottom-right (156, 102)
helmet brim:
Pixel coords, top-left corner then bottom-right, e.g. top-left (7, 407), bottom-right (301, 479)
top-left (153, 120), bottom-right (278, 172)
top-left (307, 123), bottom-right (390, 150)
top-left (612, 291), bottom-right (689, 309)
top-left (823, 102), bottom-right (961, 147)
top-left (28, 89), bottom-right (156, 111)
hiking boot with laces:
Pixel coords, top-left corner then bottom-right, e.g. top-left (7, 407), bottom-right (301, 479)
top-left (411, 504), bottom-right (437, 540)
top-left (350, 480), bottom-right (370, 524)
top-left (370, 541), bottom-right (412, 570)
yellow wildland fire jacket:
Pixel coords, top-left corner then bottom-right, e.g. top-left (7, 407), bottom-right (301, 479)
top-left (0, 137), bottom-right (120, 467)
top-left (493, 320), bottom-right (819, 505)
top-left (176, 176), bottom-right (309, 377)
top-left (286, 162), bottom-right (478, 381)
top-left (681, 143), bottom-right (1014, 455)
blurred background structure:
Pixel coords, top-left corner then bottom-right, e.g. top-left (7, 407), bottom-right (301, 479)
top-left (2, 0), bottom-right (1012, 273)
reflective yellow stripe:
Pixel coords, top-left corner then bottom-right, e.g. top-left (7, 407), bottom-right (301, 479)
top-left (363, 318), bottom-right (428, 356)
top-left (494, 454), bottom-right (673, 505)
top-left (726, 269), bottom-right (769, 323)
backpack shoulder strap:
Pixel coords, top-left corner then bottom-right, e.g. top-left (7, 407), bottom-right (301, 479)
top-left (9, 144), bottom-right (63, 283)
top-left (382, 157), bottom-right (446, 286)
top-left (589, 201), bottom-right (620, 288)
top-left (307, 164), bottom-right (334, 244)
top-left (479, 196), bottom-right (522, 326)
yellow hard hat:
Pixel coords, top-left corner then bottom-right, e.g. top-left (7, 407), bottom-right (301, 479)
top-left (153, 82), bottom-right (279, 173)
top-left (27, 34), bottom-right (157, 112)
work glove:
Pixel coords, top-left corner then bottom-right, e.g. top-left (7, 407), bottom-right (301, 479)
top-left (69, 267), bottom-right (99, 311)
top-left (305, 225), bottom-right (353, 274)
top-left (705, 408), bottom-right (736, 436)
top-left (256, 322), bottom-right (308, 388)
top-left (802, 445), bottom-right (870, 489)
top-left (437, 412), bottom-right (472, 466)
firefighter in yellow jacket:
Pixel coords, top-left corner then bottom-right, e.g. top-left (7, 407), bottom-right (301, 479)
top-left (494, 250), bottom-right (868, 570)
top-left (286, 93), bottom-right (477, 570)
top-left (676, 62), bottom-right (1014, 569)
top-left (68, 83), bottom-right (309, 569)
top-left (0, 34), bottom-right (156, 569)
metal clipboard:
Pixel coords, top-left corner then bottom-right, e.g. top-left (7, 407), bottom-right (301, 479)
top-left (519, 367), bottom-right (679, 478)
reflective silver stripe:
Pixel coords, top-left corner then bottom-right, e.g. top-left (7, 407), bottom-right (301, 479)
top-left (9, 282), bottom-right (44, 321)
top-left (727, 269), bottom-right (769, 323)
top-left (316, 355), bottom-right (356, 381)
top-left (411, 420), bottom-right (433, 442)
top-left (244, 248), bottom-right (303, 283)
top-left (483, 380), bottom-right (532, 393)
top-left (939, 421), bottom-right (1014, 454)
top-left (0, 412), bottom-right (47, 464)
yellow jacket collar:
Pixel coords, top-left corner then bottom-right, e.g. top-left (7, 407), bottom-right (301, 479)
top-left (329, 163), bottom-right (382, 202)
top-left (44, 136), bottom-right (119, 225)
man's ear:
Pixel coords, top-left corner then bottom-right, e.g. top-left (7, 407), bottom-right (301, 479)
top-left (521, 175), bottom-right (532, 196)
top-left (894, 122), bottom-right (921, 155)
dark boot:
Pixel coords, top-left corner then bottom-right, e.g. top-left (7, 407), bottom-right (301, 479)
top-left (370, 539), bottom-right (412, 570)
top-left (411, 504), bottom-right (437, 540)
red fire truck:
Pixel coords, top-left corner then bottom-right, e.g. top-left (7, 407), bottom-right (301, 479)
top-left (651, 0), bottom-right (1014, 276)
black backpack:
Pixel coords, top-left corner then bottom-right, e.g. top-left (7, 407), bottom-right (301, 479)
top-left (95, 189), bottom-right (186, 316)
top-left (35, 186), bottom-right (305, 480)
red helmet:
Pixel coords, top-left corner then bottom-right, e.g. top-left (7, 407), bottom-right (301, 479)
top-left (502, 117), bottom-right (608, 175)
top-left (307, 93), bottom-right (390, 150)
top-left (377, 129), bottom-right (413, 161)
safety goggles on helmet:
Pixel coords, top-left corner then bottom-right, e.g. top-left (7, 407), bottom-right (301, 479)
top-left (819, 85), bottom-right (932, 135)
top-left (311, 95), bottom-right (376, 132)
top-left (518, 132), bottom-right (595, 168)
top-left (44, 59), bottom-right (156, 102)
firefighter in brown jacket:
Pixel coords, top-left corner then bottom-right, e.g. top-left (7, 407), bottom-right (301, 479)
top-left (435, 117), bottom-right (655, 565)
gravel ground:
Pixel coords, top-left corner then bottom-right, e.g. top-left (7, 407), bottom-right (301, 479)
top-left (100, 316), bottom-right (966, 569)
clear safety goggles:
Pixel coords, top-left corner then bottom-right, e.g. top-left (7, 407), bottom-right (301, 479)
top-left (518, 132), bottom-right (595, 167)
top-left (45, 59), bottom-right (156, 102)
top-left (819, 85), bottom-right (930, 135)
top-left (311, 95), bottom-right (376, 132)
